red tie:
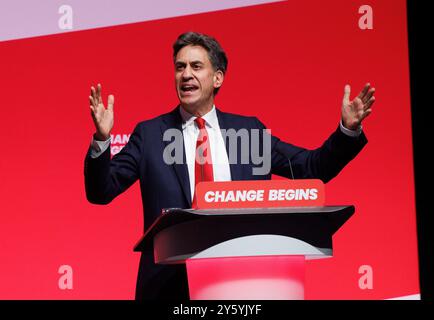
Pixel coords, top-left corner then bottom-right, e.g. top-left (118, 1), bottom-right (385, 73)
top-left (191, 117), bottom-right (214, 208)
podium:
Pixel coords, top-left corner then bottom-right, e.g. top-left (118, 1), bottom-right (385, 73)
top-left (134, 205), bottom-right (354, 300)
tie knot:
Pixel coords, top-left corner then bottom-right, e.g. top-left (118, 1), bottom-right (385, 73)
top-left (195, 117), bottom-right (206, 129)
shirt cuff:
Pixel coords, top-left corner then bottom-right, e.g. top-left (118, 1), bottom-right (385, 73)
top-left (90, 136), bottom-right (111, 158)
top-left (340, 120), bottom-right (362, 137)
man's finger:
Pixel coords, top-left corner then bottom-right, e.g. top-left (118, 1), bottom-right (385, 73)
top-left (89, 95), bottom-right (97, 108)
top-left (91, 86), bottom-right (97, 102)
top-left (362, 88), bottom-right (375, 104)
top-left (97, 83), bottom-right (102, 104)
top-left (364, 97), bottom-right (375, 110)
top-left (343, 84), bottom-right (351, 104)
top-left (361, 108), bottom-right (372, 122)
top-left (357, 83), bottom-right (370, 100)
top-left (107, 94), bottom-right (114, 112)
top-left (90, 105), bottom-right (98, 121)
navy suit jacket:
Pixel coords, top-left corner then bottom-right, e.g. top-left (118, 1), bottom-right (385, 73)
top-left (84, 106), bottom-right (367, 299)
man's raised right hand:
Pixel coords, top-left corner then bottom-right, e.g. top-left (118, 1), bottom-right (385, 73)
top-left (89, 83), bottom-right (114, 141)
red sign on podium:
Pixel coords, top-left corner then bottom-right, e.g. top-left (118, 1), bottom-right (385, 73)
top-left (194, 179), bottom-right (325, 209)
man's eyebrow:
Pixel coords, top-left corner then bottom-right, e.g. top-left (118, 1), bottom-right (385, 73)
top-left (190, 60), bottom-right (204, 65)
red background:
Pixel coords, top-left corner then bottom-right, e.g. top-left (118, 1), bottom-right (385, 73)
top-left (0, 0), bottom-right (419, 299)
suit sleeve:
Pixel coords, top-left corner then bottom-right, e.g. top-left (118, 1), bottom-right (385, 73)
top-left (84, 123), bottom-right (144, 204)
top-left (255, 118), bottom-right (368, 183)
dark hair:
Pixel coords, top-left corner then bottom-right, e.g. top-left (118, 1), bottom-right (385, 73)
top-left (173, 31), bottom-right (228, 95)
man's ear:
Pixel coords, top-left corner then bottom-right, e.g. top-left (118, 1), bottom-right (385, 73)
top-left (213, 70), bottom-right (224, 89)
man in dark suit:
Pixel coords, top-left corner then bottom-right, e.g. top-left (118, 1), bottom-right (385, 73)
top-left (84, 31), bottom-right (375, 300)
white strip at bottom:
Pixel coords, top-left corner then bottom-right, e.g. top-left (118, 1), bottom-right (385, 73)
top-left (386, 293), bottom-right (421, 300)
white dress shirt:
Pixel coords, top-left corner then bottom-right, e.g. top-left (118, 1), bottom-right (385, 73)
top-left (179, 105), bottom-right (232, 199)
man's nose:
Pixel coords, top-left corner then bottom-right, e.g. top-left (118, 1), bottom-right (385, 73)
top-left (182, 66), bottom-right (193, 79)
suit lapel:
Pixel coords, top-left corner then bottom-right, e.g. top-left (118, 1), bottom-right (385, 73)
top-left (216, 108), bottom-right (245, 181)
top-left (160, 107), bottom-right (192, 206)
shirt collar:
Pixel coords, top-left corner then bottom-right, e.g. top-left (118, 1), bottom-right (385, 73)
top-left (179, 105), bottom-right (219, 130)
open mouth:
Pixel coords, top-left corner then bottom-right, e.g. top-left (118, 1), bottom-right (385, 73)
top-left (180, 84), bottom-right (199, 95)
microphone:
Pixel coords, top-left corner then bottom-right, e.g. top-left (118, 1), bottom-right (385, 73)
top-left (274, 142), bottom-right (295, 180)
